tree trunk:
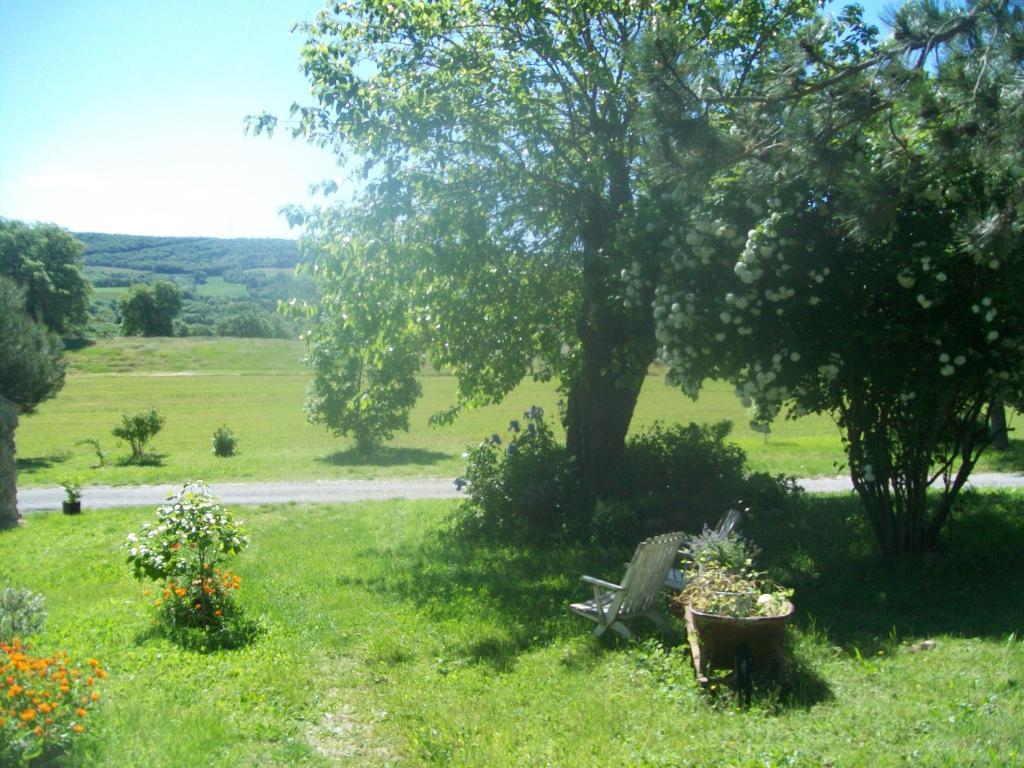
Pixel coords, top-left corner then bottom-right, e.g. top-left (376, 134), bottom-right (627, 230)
top-left (989, 397), bottom-right (1010, 451)
top-left (0, 396), bottom-right (20, 529)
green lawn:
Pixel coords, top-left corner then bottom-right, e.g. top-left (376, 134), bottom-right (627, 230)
top-left (2, 492), bottom-right (1021, 766)
top-left (15, 337), bottom-right (1022, 489)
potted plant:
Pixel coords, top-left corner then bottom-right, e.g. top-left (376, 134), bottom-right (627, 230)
top-left (670, 522), bottom-right (793, 688)
top-left (61, 478), bottom-right (82, 515)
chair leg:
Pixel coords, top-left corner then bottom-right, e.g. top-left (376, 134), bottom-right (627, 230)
top-left (607, 620), bottom-right (634, 640)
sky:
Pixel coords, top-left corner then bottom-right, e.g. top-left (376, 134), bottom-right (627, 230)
top-left (0, 0), bottom-right (893, 241)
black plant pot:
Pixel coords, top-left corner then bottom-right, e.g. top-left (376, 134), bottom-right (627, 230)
top-left (62, 501), bottom-right (82, 515)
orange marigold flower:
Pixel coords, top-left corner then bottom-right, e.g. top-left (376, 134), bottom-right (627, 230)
top-left (8, 684), bottom-right (23, 697)
top-left (73, 724), bottom-right (84, 733)
top-left (76, 707), bottom-right (87, 717)
top-left (90, 691), bottom-right (101, 702)
top-left (175, 588), bottom-right (187, 598)
top-left (20, 708), bottom-right (37, 721)
top-left (214, 610), bottom-right (222, 616)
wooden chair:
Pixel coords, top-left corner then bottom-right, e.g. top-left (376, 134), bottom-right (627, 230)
top-left (570, 532), bottom-right (686, 639)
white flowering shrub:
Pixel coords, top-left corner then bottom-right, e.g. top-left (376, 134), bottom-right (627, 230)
top-left (645, 5), bottom-right (1024, 555)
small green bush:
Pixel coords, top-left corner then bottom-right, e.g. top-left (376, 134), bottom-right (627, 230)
top-left (454, 407), bottom-right (589, 544)
top-left (0, 587), bottom-right (47, 643)
top-left (211, 426), bottom-right (238, 457)
top-left (112, 407), bottom-right (165, 462)
top-left (124, 482), bottom-right (256, 649)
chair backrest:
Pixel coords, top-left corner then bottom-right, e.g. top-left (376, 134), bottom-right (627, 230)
top-left (618, 532), bottom-right (686, 615)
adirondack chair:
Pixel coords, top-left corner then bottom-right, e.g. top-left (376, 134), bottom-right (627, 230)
top-left (570, 532), bottom-right (686, 639)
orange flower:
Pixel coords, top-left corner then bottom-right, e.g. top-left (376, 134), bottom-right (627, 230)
top-left (8, 683), bottom-right (23, 697)
top-left (90, 691), bottom-right (101, 702)
top-left (76, 707), bottom-right (87, 717)
top-left (72, 724), bottom-right (84, 733)
top-left (20, 708), bottom-right (37, 721)
top-left (175, 588), bottom-right (187, 598)
top-left (33, 725), bottom-right (44, 736)
top-left (214, 610), bottom-right (223, 616)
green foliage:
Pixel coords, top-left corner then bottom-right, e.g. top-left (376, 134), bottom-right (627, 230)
top-left (0, 276), bottom-right (66, 412)
top-left (0, 218), bottom-right (91, 335)
top-left (606, 422), bottom-right (797, 539)
top-left (119, 280), bottom-right (183, 336)
top-left (293, 234), bottom-right (423, 453)
top-left (0, 587), bottom-right (46, 644)
top-left (75, 437), bottom-right (106, 467)
top-left (111, 407), bottom-right (165, 462)
top-left (76, 231), bottom-right (298, 276)
top-left (683, 524), bottom-right (761, 574)
top-left (454, 407), bottom-right (587, 544)
top-left (60, 477), bottom-right (82, 503)
top-left (211, 425), bottom-right (237, 457)
top-left (214, 302), bottom-right (291, 339)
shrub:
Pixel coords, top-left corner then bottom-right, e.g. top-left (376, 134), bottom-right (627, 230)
top-left (1, 640), bottom-right (106, 765)
top-left (609, 421), bottom-right (798, 536)
top-left (682, 523), bottom-right (761, 573)
top-left (211, 426), bottom-right (238, 457)
top-left (111, 407), bottom-right (164, 462)
top-left (0, 588), bottom-right (46, 644)
top-left (454, 407), bottom-right (589, 544)
top-left (124, 483), bottom-right (254, 648)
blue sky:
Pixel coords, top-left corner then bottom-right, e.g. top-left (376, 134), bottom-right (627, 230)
top-left (0, 0), bottom-right (893, 240)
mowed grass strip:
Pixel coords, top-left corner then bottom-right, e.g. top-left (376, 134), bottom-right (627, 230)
top-left (2, 493), bottom-right (1021, 766)
top-left (16, 337), bottom-right (1021, 488)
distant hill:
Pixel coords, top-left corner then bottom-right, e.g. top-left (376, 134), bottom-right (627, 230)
top-left (75, 232), bottom-right (300, 276)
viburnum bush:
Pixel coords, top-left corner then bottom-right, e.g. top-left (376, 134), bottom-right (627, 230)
top-left (1, 640), bottom-right (105, 764)
top-left (125, 483), bottom-right (255, 648)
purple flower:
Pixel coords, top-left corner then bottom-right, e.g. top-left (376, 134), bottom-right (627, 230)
top-left (454, 478), bottom-right (468, 491)
top-left (490, 433), bottom-right (502, 445)
top-left (509, 419), bottom-right (521, 433)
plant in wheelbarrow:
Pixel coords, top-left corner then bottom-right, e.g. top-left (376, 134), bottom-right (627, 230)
top-left (671, 525), bottom-right (794, 701)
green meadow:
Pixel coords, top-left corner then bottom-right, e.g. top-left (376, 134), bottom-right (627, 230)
top-left (2, 492), bottom-right (1021, 766)
top-left (16, 337), bottom-right (866, 488)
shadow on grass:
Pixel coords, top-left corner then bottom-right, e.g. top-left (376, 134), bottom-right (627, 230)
top-left (115, 452), bottom-right (166, 467)
top-left (16, 451), bottom-right (71, 473)
top-left (746, 490), bottom-right (1024, 651)
top-left (317, 446), bottom-right (450, 468)
top-left (358, 532), bottom-right (637, 672)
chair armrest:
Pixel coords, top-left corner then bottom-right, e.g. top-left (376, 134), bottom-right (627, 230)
top-left (581, 575), bottom-right (622, 591)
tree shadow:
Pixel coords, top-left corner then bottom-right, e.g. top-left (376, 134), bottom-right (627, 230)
top-left (356, 532), bottom-right (635, 673)
top-left (115, 453), bottom-right (167, 467)
top-left (745, 490), bottom-right (1024, 651)
top-left (16, 451), bottom-right (71, 473)
top-left (316, 446), bottom-right (450, 468)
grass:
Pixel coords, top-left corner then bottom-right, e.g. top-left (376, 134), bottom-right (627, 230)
top-left (2, 492), bottom-right (1022, 766)
top-left (16, 337), bottom-right (1023, 488)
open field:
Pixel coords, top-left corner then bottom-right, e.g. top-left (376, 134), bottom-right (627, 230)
top-left (2, 493), bottom-right (1021, 766)
top-left (16, 337), bottom-right (1022, 489)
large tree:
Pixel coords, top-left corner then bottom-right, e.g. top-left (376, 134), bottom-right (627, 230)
top-left (0, 219), bottom-right (91, 335)
top-left (647, 0), bottom-right (1024, 555)
top-left (0, 277), bottom-right (66, 528)
top-left (253, 0), bottom-right (819, 492)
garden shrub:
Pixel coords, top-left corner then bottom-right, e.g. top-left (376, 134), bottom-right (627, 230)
top-left (608, 421), bottom-right (798, 537)
top-left (454, 415), bottom-right (798, 547)
top-left (1, 639), bottom-right (106, 765)
top-left (124, 482), bottom-right (257, 650)
top-left (111, 407), bottom-right (164, 463)
top-left (211, 425), bottom-right (238, 457)
top-left (454, 407), bottom-right (590, 545)
top-left (0, 587), bottom-right (46, 644)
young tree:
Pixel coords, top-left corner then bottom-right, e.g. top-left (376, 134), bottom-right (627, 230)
top-left (120, 280), bottom-right (183, 336)
top-left (0, 277), bottom-right (66, 528)
top-left (0, 219), bottom-right (91, 335)
top-left (251, 0), bottom-right (819, 492)
top-left (111, 407), bottom-right (165, 463)
top-left (647, 2), bottom-right (1024, 555)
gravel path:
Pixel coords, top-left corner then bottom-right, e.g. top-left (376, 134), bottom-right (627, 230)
top-left (15, 471), bottom-right (1024, 513)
